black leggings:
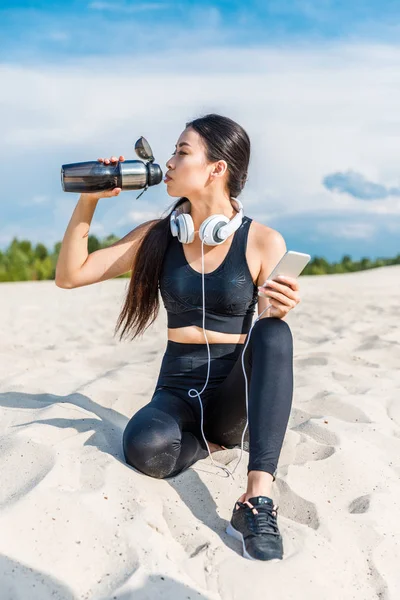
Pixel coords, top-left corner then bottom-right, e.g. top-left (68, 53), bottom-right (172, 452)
top-left (123, 317), bottom-right (294, 480)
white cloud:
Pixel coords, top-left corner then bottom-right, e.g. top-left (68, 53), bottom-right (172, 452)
top-left (18, 195), bottom-right (51, 207)
top-left (315, 222), bottom-right (376, 240)
top-left (1, 40), bottom-right (400, 252)
top-left (117, 210), bottom-right (164, 227)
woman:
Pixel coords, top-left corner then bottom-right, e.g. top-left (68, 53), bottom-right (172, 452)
top-left (55, 113), bottom-right (301, 562)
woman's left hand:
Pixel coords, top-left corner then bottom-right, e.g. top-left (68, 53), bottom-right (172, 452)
top-left (258, 275), bottom-right (301, 319)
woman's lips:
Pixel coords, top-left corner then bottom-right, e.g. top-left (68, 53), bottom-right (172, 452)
top-left (164, 175), bottom-right (172, 183)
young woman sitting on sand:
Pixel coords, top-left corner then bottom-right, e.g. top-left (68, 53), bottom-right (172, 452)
top-left (55, 113), bottom-right (301, 562)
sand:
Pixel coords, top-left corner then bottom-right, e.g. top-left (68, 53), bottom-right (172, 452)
top-left (0, 265), bottom-right (399, 599)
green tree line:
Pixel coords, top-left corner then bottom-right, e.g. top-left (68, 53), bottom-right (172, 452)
top-left (0, 234), bottom-right (120, 282)
top-left (0, 235), bottom-right (399, 283)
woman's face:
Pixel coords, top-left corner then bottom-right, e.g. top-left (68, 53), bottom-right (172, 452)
top-left (164, 127), bottom-right (224, 197)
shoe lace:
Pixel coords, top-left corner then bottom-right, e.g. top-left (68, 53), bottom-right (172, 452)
top-left (238, 502), bottom-right (280, 536)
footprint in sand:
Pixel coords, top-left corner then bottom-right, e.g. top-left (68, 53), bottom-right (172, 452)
top-left (387, 399), bottom-right (400, 427)
top-left (291, 420), bottom-right (340, 447)
top-left (355, 334), bottom-right (398, 352)
top-left (332, 371), bottom-right (354, 383)
top-left (289, 407), bottom-right (314, 429)
top-left (276, 479), bottom-right (320, 530)
top-left (305, 391), bottom-right (371, 423)
top-left (348, 494), bottom-right (371, 514)
top-left (295, 354), bottom-right (329, 367)
top-left (293, 436), bottom-right (336, 465)
top-left (0, 437), bottom-right (55, 509)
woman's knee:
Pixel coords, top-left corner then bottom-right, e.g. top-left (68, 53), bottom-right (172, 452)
top-left (250, 317), bottom-right (293, 357)
top-left (122, 407), bottom-right (179, 479)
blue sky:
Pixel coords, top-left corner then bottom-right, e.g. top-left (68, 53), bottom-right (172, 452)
top-left (1, 0), bottom-right (400, 261)
top-left (2, 1), bottom-right (400, 63)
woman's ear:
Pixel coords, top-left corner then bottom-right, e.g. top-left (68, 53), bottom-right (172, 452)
top-left (212, 160), bottom-right (228, 177)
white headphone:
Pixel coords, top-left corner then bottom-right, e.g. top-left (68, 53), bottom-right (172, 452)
top-left (170, 197), bottom-right (244, 246)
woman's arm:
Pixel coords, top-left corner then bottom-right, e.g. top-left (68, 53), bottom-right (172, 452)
top-left (55, 193), bottom-right (160, 289)
top-left (55, 193), bottom-right (101, 287)
top-left (256, 228), bottom-right (287, 320)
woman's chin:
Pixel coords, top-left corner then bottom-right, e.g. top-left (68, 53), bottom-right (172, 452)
top-left (166, 189), bottom-right (181, 198)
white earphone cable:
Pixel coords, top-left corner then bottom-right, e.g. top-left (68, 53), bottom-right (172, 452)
top-left (187, 235), bottom-right (272, 479)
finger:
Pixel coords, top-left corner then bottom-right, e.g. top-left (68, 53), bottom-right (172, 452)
top-left (271, 278), bottom-right (294, 291)
top-left (104, 158), bottom-right (110, 164)
top-left (110, 156), bottom-right (118, 162)
top-left (119, 155), bottom-right (125, 162)
top-left (261, 296), bottom-right (287, 315)
top-left (261, 280), bottom-right (297, 300)
top-left (98, 158), bottom-right (105, 162)
top-left (103, 188), bottom-right (121, 197)
top-left (276, 275), bottom-right (299, 290)
top-left (258, 288), bottom-right (294, 308)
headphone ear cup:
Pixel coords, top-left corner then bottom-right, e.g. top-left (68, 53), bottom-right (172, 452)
top-left (170, 212), bottom-right (179, 238)
top-left (176, 213), bottom-right (195, 244)
top-left (199, 215), bottom-right (230, 246)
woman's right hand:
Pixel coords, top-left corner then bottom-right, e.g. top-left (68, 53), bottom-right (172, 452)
top-left (81, 155), bottom-right (126, 201)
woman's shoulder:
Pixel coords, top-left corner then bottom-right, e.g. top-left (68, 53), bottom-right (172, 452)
top-left (246, 218), bottom-right (285, 250)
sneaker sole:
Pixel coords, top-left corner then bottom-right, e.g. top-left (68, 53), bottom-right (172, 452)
top-left (226, 522), bottom-right (282, 562)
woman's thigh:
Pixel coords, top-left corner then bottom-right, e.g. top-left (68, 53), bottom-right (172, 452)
top-left (203, 317), bottom-right (294, 446)
top-left (203, 342), bottom-right (251, 446)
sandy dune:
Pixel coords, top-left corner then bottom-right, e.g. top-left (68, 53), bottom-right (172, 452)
top-left (0, 266), bottom-right (399, 599)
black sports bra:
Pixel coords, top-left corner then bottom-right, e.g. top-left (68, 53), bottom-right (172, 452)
top-left (159, 215), bottom-right (259, 334)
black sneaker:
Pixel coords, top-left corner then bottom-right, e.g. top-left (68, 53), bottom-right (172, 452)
top-left (226, 496), bottom-right (283, 561)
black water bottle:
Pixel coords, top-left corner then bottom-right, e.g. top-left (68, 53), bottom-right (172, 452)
top-left (61, 137), bottom-right (163, 197)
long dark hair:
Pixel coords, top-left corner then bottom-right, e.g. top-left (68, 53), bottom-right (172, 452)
top-left (114, 113), bottom-right (251, 341)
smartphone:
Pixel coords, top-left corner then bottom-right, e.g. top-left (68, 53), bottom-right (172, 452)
top-left (263, 251), bottom-right (311, 286)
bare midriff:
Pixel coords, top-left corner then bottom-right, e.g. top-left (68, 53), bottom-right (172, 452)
top-left (167, 326), bottom-right (248, 345)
